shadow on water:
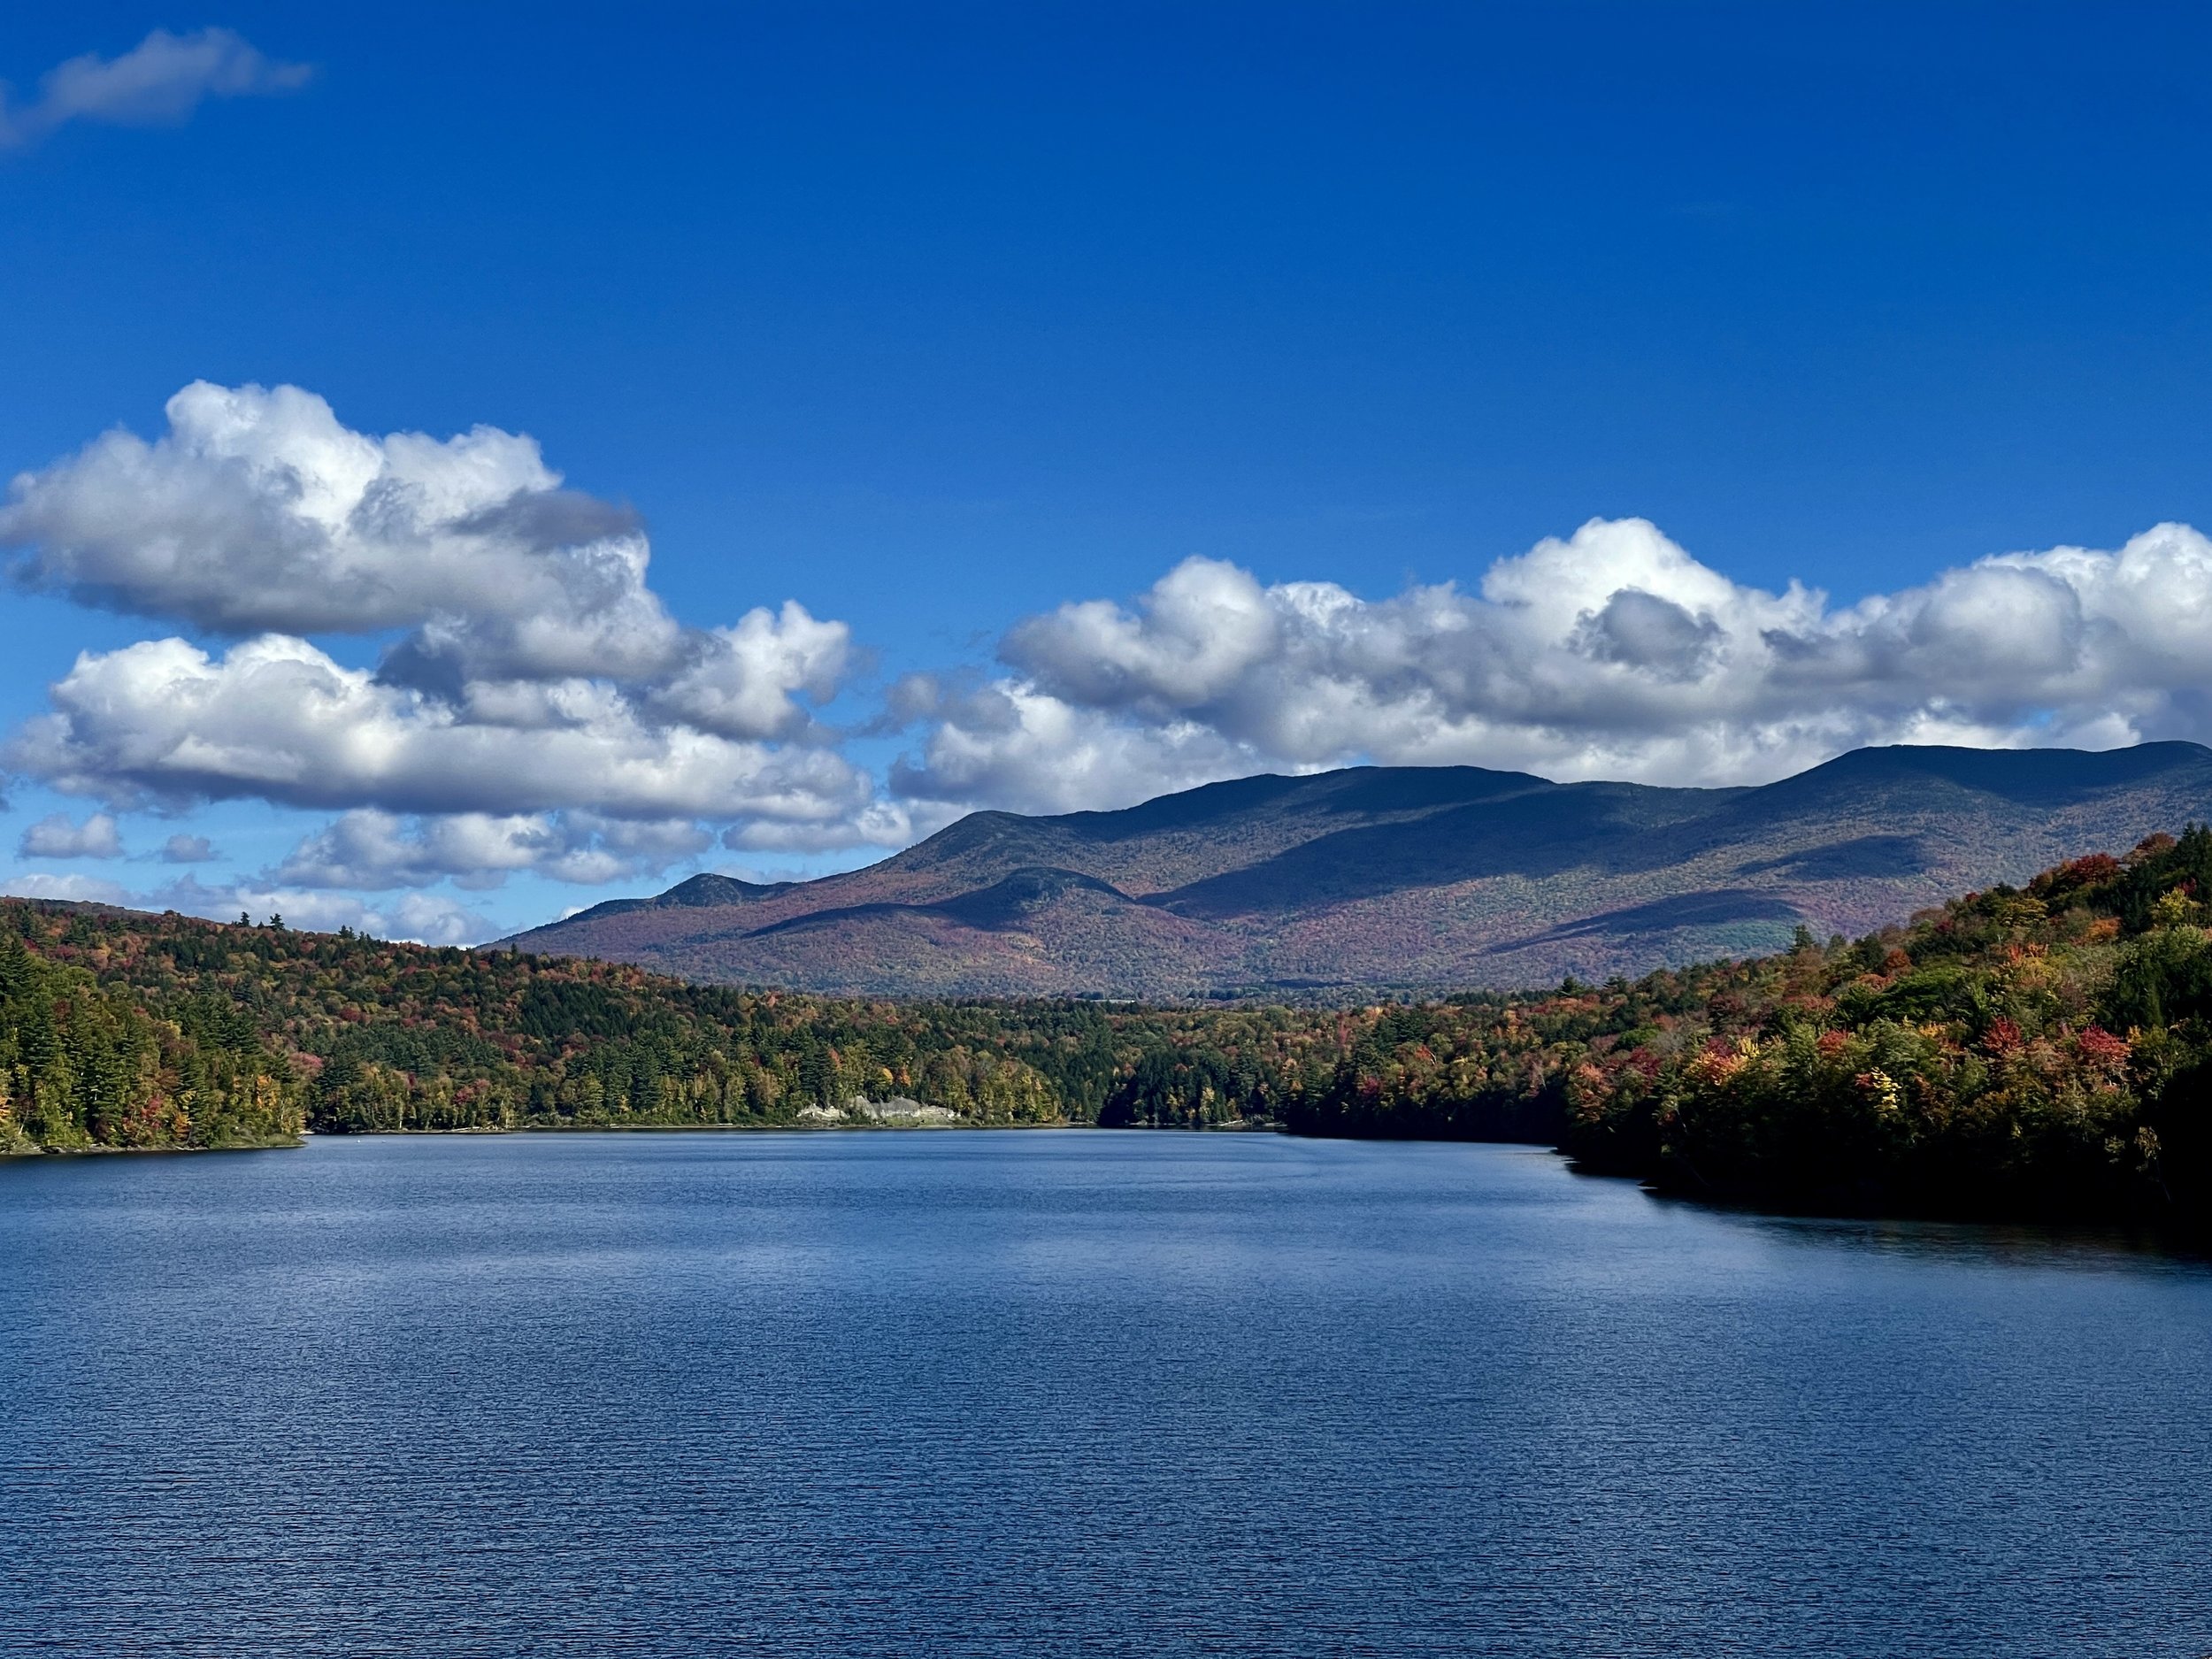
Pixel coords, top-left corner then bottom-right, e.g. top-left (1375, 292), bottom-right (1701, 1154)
top-left (1632, 1183), bottom-right (2212, 1274)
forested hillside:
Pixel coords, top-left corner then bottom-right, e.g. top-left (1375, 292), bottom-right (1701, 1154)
top-left (1554, 829), bottom-right (2212, 1225)
top-left (0, 895), bottom-right (1721, 1153)
top-left (507, 741), bottom-right (2212, 998)
top-left (6, 831), bottom-right (2211, 1233)
top-left (0, 899), bottom-right (1371, 1147)
top-left (0, 924), bottom-right (301, 1154)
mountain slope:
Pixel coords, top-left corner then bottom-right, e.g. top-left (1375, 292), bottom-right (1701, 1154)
top-left (505, 742), bottom-right (2212, 997)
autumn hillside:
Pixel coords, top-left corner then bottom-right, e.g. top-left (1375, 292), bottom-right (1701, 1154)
top-left (1548, 828), bottom-right (2212, 1227)
top-left (5, 834), bottom-right (2212, 1236)
top-left (505, 742), bottom-right (2212, 1000)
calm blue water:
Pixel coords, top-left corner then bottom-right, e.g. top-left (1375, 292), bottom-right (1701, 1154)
top-left (2, 1132), bottom-right (2208, 1657)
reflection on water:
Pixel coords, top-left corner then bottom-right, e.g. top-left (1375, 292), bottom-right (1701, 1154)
top-left (3, 1132), bottom-right (2209, 1658)
top-left (1656, 1192), bottom-right (2212, 1276)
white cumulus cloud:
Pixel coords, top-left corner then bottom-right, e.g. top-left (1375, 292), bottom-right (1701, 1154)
top-left (651, 602), bottom-right (853, 741)
top-left (895, 518), bottom-right (2212, 814)
top-left (271, 809), bottom-right (714, 891)
top-left (889, 674), bottom-right (1252, 817)
top-left (5, 380), bottom-right (685, 685)
top-left (7, 633), bottom-right (877, 826)
top-left (0, 384), bottom-right (901, 868)
top-left (0, 28), bottom-right (310, 150)
top-left (18, 810), bottom-right (124, 859)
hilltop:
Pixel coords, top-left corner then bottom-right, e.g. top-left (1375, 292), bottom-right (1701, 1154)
top-left (504, 742), bottom-right (2212, 999)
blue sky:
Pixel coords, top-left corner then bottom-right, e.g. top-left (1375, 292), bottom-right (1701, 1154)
top-left (5, 3), bottom-right (2212, 940)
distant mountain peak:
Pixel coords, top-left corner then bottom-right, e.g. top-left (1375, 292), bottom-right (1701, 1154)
top-left (503, 743), bottom-right (2212, 1000)
top-left (553, 870), bottom-right (794, 927)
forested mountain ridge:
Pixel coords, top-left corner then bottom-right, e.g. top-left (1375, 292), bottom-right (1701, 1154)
top-left (504, 742), bottom-right (2212, 999)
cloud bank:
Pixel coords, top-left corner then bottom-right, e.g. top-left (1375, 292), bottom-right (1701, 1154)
top-left (4, 380), bottom-right (850, 716)
top-left (2, 383), bottom-right (902, 879)
top-left (10, 380), bottom-right (2212, 925)
top-left (271, 810), bottom-right (713, 891)
top-left (894, 518), bottom-right (2210, 814)
top-left (0, 28), bottom-right (310, 150)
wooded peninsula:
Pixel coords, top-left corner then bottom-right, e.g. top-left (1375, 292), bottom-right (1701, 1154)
top-left (5, 830), bottom-right (2210, 1233)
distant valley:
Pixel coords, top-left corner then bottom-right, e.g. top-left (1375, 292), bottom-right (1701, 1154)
top-left (503, 742), bottom-right (2212, 999)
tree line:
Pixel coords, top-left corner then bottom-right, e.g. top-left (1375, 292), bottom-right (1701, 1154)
top-left (4, 833), bottom-right (2209, 1232)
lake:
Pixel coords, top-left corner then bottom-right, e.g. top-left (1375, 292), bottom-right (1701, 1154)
top-left (2, 1131), bottom-right (2208, 1657)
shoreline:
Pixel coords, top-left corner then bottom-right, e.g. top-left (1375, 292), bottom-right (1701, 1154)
top-left (11, 1121), bottom-right (2202, 1251)
top-left (2, 1134), bottom-right (305, 1160)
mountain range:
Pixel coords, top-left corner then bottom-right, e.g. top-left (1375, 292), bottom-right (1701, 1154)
top-left (503, 742), bottom-right (2212, 999)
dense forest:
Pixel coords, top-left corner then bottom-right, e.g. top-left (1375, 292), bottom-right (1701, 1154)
top-left (1556, 829), bottom-right (2212, 1227)
top-left (0, 899), bottom-right (1348, 1149)
top-left (4, 830), bottom-right (2210, 1232)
